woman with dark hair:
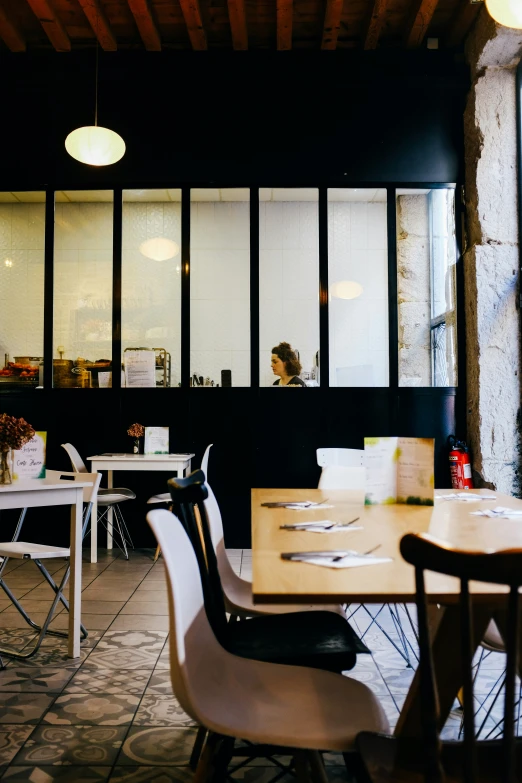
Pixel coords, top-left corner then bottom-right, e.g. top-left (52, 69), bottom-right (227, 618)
top-left (271, 342), bottom-right (307, 386)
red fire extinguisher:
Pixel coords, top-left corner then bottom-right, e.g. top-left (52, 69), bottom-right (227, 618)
top-left (448, 436), bottom-right (473, 490)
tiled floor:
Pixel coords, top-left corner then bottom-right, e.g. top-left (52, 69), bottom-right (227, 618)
top-left (0, 549), bottom-right (508, 781)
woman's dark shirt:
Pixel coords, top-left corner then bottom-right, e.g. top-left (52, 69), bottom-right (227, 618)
top-left (272, 376), bottom-right (307, 387)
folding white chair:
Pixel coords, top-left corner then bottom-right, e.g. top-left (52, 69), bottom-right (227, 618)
top-left (147, 507), bottom-right (389, 779)
top-left (62, 443), bottom-right (135, 559)
top-left (316, 447), bottom-right (364, 468)
top-left (0, 469), bottom-right (101, 661)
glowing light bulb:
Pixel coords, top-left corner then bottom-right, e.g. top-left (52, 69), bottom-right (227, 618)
top-left (139, 238), bottom-right (180, 262)
top-left (65, 126), bottom-right (126, 166)
top-left (330, 280), bottom-right (363, 300)
top-left (485, 0), bottom-right (522, 27)
top-left (4, 259), bottom-right (12, 268)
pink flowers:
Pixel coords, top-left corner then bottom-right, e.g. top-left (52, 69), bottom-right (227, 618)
top-left (127, 423), bottom-right (145, 439)
top-left (0, 414), bottom-right (35, 453)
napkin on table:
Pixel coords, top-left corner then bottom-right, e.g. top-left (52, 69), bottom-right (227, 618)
top-left (470, 506), bottom-right (522, 519)
top-left (282, 521), bottom-right (363, 534)
top-left (292, 555), bottom-right (393, 569)
top-left (435, 492), bottom-right (497, 502)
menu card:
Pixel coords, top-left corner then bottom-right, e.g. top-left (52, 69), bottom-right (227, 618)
top-left (124, 350), bottom-right (155, 388)
top-left (144, 427), bottom-right (169, 455)
top-left (12, 431), bottom-right (47, 480)
top-left (364, 437), bottom-right (434, 506)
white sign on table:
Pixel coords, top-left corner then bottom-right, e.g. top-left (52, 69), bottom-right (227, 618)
top-left (364, 436), bottom-right (434, 506)
top-left (12, 431), bottom-right (47, 480)
top-left (144, 427), bottom-right (169, 454)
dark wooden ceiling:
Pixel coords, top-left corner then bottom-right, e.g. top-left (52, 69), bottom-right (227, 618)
top-left (0, 0), bottom-right (482, 52)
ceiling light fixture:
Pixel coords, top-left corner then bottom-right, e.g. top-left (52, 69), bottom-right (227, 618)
top-left (65, 47), bottom-right (125, 166)
top-left (139, 237), bottom-right (180, 262)
top-left (330, 280), bottom-right (363, 300)
top-left (485, 0), bottom-right (522, 27)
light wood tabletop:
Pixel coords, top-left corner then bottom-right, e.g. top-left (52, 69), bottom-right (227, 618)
top-left (252, 487), bottom-right (522, 605)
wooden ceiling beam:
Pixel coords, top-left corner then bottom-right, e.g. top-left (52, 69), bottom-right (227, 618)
top-left (127, 0), bottom-right (161, 51)
top-left (77, 0), bottom-right (117, 51)
top-left (277, 0), bottom-right (293, 50)
top-left (178, 0), bottom-right (207, 50)
top-left (363, 0), bottom-right (387, 49)
top-left (322, 0), bottom-right (343, 50)
top-left (25, 0), bottom-right (71, 51)
top-left (404, 0), bottom-right (440, 47)
top-left (227, 0), bottom-right (248, 49)
top-left (0, 3), bottom-right (26, 51)
top-left (444, 0), bottom-right (481, 48)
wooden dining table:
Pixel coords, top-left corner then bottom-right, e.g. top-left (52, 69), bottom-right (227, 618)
top-left (252, 487), bottom-right (522, 738)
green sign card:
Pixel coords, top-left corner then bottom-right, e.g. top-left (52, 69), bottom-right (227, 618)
top-left (12, 431), bottom-right (47, 480)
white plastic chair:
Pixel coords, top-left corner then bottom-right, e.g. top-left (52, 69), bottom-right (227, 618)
top-left (147, 507), bottom-right (389, 772)
top-left (62, 443), bottom-right (135, 559)
top-left (0, 469), bottom-right (101, 661)
top-left (316, 448), bottom-right (364, 467)
top-left (203, 483), bottom-right (346, 619)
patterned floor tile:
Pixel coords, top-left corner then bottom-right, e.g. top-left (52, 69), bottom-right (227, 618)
top-left (0, 766), bottom-right (111, 781)
top-left (65, 669), bottom-right (152, 695)
top-left (11, 646), bottom-right (91, 670)
top-left (11, 726), bottom-right (127, 766)
top-left (146, 671), bottom-right (172, 694)
top-left (0, 632), bottom-right (36, 653)
top-left (133, 695), bottom-right (197, 727)
top-left (42, 693), bottom-right (140, 726)
top-left (84, 632), bottom-right (167, 671)
top-left (108, 617), bottom-right (169, 632)
top-left (343, 666), bottom-right (389, 696)
top-left (0, 727), bottom-right (34, 765)
top-left (0, 695), bottom-right (54, 724)
top-left (109, 767), bottom-right (193, 782)
top-left (0, 668), bottom-right (74, 693)
top-left (116, 727), bottom-right (197, 766)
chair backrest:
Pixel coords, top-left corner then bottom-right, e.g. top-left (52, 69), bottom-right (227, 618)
top-left (201, 443), bottom-right (213, 482)
top-left (316, 448), bottom-right (364, 468)
top-left (61, 443), bottom-right (88, 473)
top-left (147, 507), bottom-right (226, 726)
top-left (318, 465), bottom-right (366, 492)
top-left (45, 469), bottom-right (102, 537)
top-left (400, 533), bottom-right (522, 783)
top-left (168, 470), bottom-right (228, 643)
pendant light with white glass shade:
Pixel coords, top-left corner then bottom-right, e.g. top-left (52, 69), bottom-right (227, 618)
top-left (65, 47), bottom-right (125, 166)
top-left (485, 0), bottom-right (522, 27)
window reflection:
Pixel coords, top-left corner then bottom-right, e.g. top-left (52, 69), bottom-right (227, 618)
top-left (396, 188), bottom-right (457, 387)
top-left (328, 189), bottom-right (389, 387)
top-left (53, 191), bottom-right (113, 388)
top-left (0, 192), bottom-right (45, 389)
top-left (122, 189), bottom-right (181, 388)
top-left (190, 189), bottom-right (250, 387)
top-left (260, 188), bottom-right (320, 387)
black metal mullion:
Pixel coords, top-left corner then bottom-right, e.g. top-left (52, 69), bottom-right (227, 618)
top-left (112, 188), bottom-right (122, 391)
top-left (181, 187), bottom-right (190, 388)
top-left (318, 187), bottom-right (329, 388)
top-left (250, 188), bottom-right (260, 388)
top-left (387, 187), bottom-right (399, 389)
top-left (43, 189), bottom-right (55, 390)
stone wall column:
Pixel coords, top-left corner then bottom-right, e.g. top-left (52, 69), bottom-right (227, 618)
top-left (464, 13), bottom-right (522, 493)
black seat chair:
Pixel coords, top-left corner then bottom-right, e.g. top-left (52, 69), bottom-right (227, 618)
top-left (168, 470), bottom-right (369, 673)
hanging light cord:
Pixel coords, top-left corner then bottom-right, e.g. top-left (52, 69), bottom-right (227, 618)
top-left (94, 44), bottom-right (99, 127)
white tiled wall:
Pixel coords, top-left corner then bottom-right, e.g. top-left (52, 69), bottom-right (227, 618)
top-left (0, 203), bottom-right (45, 360)
top-left (328, 201), bottom-right (389, 387)
top-left (122, 202), bottom-right (182, 385)
top-left (191, 201), bottom-right (250, 387)
top-left (54, 202), bottom-right (113, 363)
top-left (260, 201), bottom-right (320, 387)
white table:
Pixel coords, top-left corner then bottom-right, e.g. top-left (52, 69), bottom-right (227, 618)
top-left (0, 477), bottom-right (93, 658)
top-left (88, 453), bottom-right (194, 563)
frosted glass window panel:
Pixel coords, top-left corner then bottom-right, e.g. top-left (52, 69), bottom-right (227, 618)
top-left (259, 190), bottom-right (320, 387)
top-left (327, 189), bottom-right (389, 388)
top-left (0, 193), bottom-right (45, 388)
top-left (396, 188), bottom-right (457, 388)
top-left (190, 190), bottom-right (250, 387)
top-left (53, 193), bottom-right (113, 388)
top-left (122, 190), bottom-right (182, 387)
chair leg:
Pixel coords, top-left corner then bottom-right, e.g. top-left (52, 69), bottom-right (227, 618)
top-left (194, 732), bottom-right (225, 783)
top-left (307, 751), bottom-right (329, 783)
top-left (294, 751), bottom-right (312, 783)
top-left (154, 544), bottom-right (162, 562)
top-left (190, 726), bottom-right (209, 770)
top-left (114, 504), bottom-right (134, 550)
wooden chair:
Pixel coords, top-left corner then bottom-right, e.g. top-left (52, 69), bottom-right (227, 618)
top-left (356, 532), bottom-right (522, 783)
top-left (147, 507), bottom-right (390, 783)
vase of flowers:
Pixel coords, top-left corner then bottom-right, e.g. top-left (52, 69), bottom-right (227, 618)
top-left (0, 414), bottom-right (35, 485)
top-left (127, 423), bottom-right (145, 454)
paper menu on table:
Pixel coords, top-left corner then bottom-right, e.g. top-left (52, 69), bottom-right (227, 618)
top-left (12, 431), bottom-right (46, 480)
top-left (124, 350), bottom-right (155, 388)
top-left (364, 437), bottom-right (434, 506)
top-left (144, 427), bottom-right (169, 455)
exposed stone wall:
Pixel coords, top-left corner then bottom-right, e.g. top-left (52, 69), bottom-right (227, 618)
top-left (397, 194), bottom-right (431, 386)
top-left (464, 13), bottom-right (522, 494)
